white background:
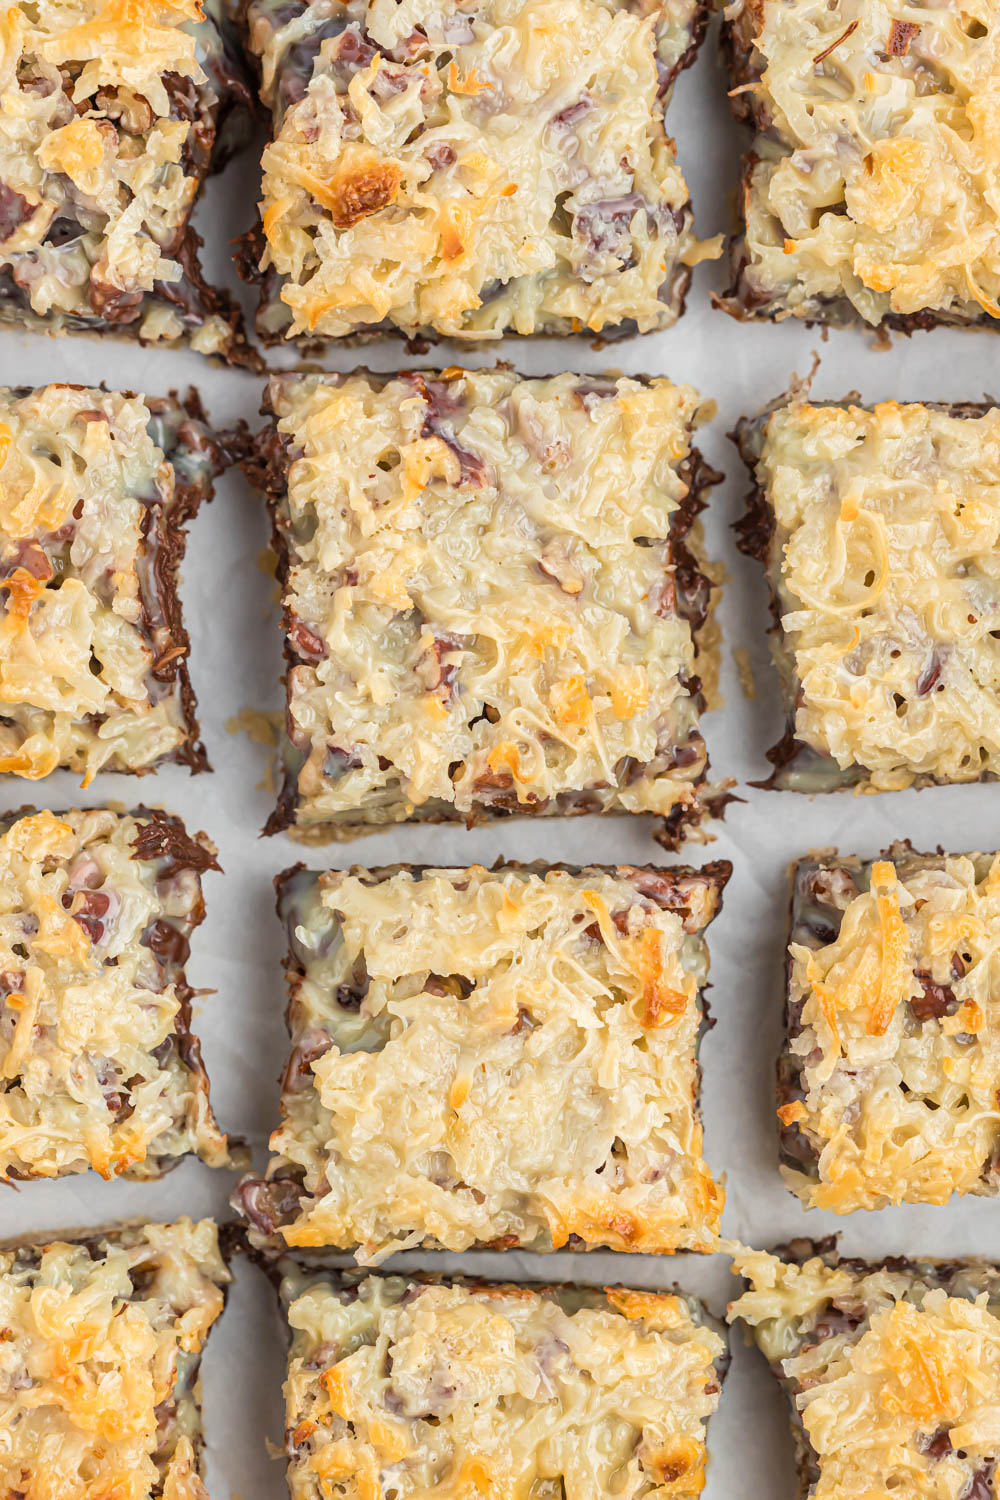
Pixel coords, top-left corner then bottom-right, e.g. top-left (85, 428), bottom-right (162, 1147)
top-left (5, 15), bottom-right (1000, 1496)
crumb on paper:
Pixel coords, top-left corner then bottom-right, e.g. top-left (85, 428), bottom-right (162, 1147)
top-left (255, 546), bottom-right (281, 608)
top-left (225, 708), bottom-right (281, 748)
top-left (733, 648), bottom-right (756, 700)
top-left (682, 232), bottom-right (724, 266)
top-left (225, 708), bottom-right (282, 795)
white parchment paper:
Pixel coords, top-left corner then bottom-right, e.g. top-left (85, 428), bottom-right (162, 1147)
top-left (4, 18), bottom-right (1000, 1495)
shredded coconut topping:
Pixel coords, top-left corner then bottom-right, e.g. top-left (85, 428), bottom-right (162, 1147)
top-left (731, 1246), bottom-right (1000, 1500)
top-left (242, 0), bottom-right (716, 340)
top-left (0, 383), bottom-right (219, 781)
top-left (283, 1273), bottom-right (725, 1500)
top-left (256, 367), bottom-right (717, 837)
top-left (0, 807), bottom-right (236, 1180)
top-left (250, 861), bottom-right (726, 1259)
top-left (781, 845), bottom-right (1000, 1214)
top-left (743, 397), bottom-right (1000, 792)
top-left (0, 1217), bottom-right (228, 1500)
top-left (724, 0), bottom-right (1000, 327)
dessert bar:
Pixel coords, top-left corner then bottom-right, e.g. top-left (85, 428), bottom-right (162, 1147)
top-left (0, 1217), bottom-right (230, 1500)
top-left (736, 395), bottom-right (1000, 792)
top-left (731, 1242), bottom-right (1000, 1500)
top-left (0, 0), bottom-right (255, 360)
top-left (277, 1269), bottom-right (727, 1500)
top-left (236, 0), bottom-right (716, 342)
top-left (0, 383), bottom-right (227, 780)
top-left (248, 367), bottom-right (720, 841)
top-left (0, 805), bottom-right (239, 1180)
top-left (779, 843), bottom-right (1000, 1213)
top-left (721, 0), bottom-right (1000, 331)
top-left (236, 859), bottom-right (728, 1258)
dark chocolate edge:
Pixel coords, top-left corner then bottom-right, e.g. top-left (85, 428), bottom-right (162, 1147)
top-left (776, 855), bottom-right (813, 1184)
top-left (127, 805), bottom-right (245, 1172)
top-left (142, 387), bottom-right (231, 775)
top-left (656, 442), bottom-right (732, 851)
top-left (770, 1235), bottom-right (1000, 1280)
top-left (729, 396), bottom-right (807, 789)
top-left (151, 227), bottom-right (263, 372)
top-left (240, 379), bottom-right (297, 835)
top-left (665, 0), bottom-right (714, 92)
top-left (0, 382), bottom-right (231, 777)
top-left (145, 0), bottom-right (262, 370)
top-left (0, 1211), bottom-right (237, 1265)
top-left (148, 21), bottom-right (257, 366)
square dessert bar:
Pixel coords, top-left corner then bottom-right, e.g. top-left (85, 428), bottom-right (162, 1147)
top-left (278, 1271), bottom-right (727, 1500)
top-left (735, 395), bottom-right (1000, 793)
top-left (249, 367), bottom-right (721, 841)
top-left (0, 1218), bottom-right (229, 1500)
top-left (779, 843), bottom-right (1000, 1214)
top-left (235, 859), bottom-right (728, 1259)
top-left (730, 1243), bottom-right (1000, 1500)
top-left (0, 0), bottom-right (255, 362)
top-left (236, 0), bottom-right (715, 343)
top-left (0, 806), bottom-right (240, 1180)
top-left (721, 0), bottom-right (1000, 331)
top-left (0, 383), bottom-right (227, 781)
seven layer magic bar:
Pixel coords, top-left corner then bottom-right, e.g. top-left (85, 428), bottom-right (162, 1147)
top-left (247, 366), bottom-right (721, 842)
top-left (721, 0), bottom-right (1000, 332)
top-left (779, 843), bottom-right (1000, 1215)
top-left (0, 1217), bottom-right (230, 1500)
top-left (0, 383), bottom-right (228, 781)
top-left (0, 805), bottom-right (240, 1181)
top-left (277, 1268), bottom-right (727, 1500)
top-left (235, 859), bottom-right (728, 1259)
top-left (736, 394), bottom-right (1000, 793)
top-left (0, 0), bottom-right (255, 361)
top-left (236, 0), bottom-right (714, 343)
top-left (731, 1243), bottom-right (1000, 1500)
